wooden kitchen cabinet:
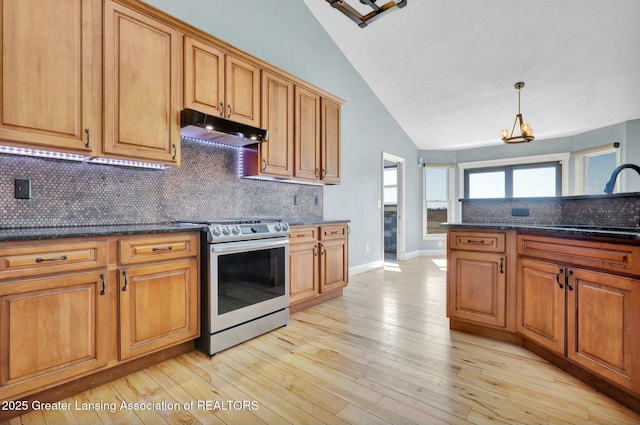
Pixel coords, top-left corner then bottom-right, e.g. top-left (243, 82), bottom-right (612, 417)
top-left (289, 224), bottom-right (349, 312)
top-left (103, 0), bottom-right (182, 165)
top-left (321, 98), bottom-right (341, 184)
top-left (0, 238), bottom-right (109, 400)
top-left (294, 86), bottom-right (321, 181)
top-left (0, 0), bottom-right (101, 154)
top-left (447, 230), bottom-right (508, 329)
top-left (117, 233), bottom-right (199, 360)
top-left (184, 36), bottom-right (260, 127)
top-left (516, 233), bottom-right (640, 393)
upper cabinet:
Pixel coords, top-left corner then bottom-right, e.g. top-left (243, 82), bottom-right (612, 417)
top-left (184, 36), bottom-right (260, 127)
top-left (103, 1), bottom-right (182, 165)
top-left (0, 0), bottom-right (101, 154)
top-left (294, 86), bottom-right (321, 181)
top-left (321, 98), bottom-right (341, 184)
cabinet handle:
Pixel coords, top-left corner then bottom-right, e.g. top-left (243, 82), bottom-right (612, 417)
top-left (499, 257), bottom-right (504, 274)
top-left (320, 243), bottom-right (326, 255)
top-left (152, 246), bottom-right (173, 252)
top-left (321, 168), bottom-right (326, 179)
top-left (122, 270), bottom-right (129, 292)
top-left (555, 268), bottom-right (564, 289)
top-left (262, 158), bottom-right (267, 172)
top-left (219, 102), bottom-right (224, 117)
top-left (465, 239), bottom-right (486, 244)
top-left (565, 269), bottom-right (574, 291)
top-left (315, 168), bottom-right (319, 177)
top-left (172, 144), bottom-right (177, 161)
top-left (227, 104), bottom-right (232, 118)
top-left (100, 274), bottom-right (106, 296)
top-left (35, 255), bottom-right (68, 263)
top-left (84, 128), bottom-right (91, 149)
top-left (313, 246), bottom-right (318, 257)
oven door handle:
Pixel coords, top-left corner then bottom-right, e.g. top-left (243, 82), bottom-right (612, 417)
top-left (211, 238), bottom-right (289, 253)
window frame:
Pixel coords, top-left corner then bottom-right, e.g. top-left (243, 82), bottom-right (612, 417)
top-left (464, 161), bottom-right (562, 199)
top-left (423, 165), bottom-right (456, 240)
top-left (573, 143), bottom-right (621, 195)
top-left (458, 153), bottom-right (570, 204)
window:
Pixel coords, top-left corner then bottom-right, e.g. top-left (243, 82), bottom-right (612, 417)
top-left (424, 167), bottom-right (451, 236)
top-left (383, 166), bottom-right (397, 204)
top-left (464, 161), bottom-right (561, 199)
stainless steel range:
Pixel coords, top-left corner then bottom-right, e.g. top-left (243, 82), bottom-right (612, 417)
top-left (174, 219), bottom-right (290, 355)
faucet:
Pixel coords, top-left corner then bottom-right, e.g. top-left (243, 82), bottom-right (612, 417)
top-left (603, 163), bottom-right (640, 194)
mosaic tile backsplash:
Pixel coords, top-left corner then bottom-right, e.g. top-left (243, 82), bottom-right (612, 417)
top-left (462, 195), bottom-right (640, 227)
top-left (0, 139), bottom-right (322, 228)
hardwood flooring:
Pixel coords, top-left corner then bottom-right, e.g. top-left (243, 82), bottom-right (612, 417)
top-left (4, 256), bottom-right (640, 424)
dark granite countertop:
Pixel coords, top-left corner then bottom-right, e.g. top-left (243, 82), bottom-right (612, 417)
top-left (0, 223), bottom-right (206, 242)
top-left (442, 222), bottom-right (640, 241)
top-left (288, 219), bottom-right (351, 226)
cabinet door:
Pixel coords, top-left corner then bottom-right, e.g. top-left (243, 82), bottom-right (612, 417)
top-left (0, 272), bottom-right (107, 398)
top-left (260, 71), bottom-right (294, 177)
top-left (289, 241), bottom-right (319, 304)
top-left (448, 251), bottom-right (507, 328)
top-left (516, 258), bottom-right (566, 354)
top-left (103, 1), bottom-right (182, 164)
top-left (0, 0), bottom-right (100, 153)
top-left (294, 86), bottom-right (321, 181)
top-left (320, 238), bottom-right (348, 293)
top-left (119, 259), bottom-right (199, 360)
top-left (184, 36), bottom-right (225, 118)
top-left (321, 98), bottom-right (341, 184)
top-left (567, 268), bottom-right (640, 392)
top-left (225, 55), bottom-right (260, 126)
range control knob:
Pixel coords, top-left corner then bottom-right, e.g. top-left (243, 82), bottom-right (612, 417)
top-left (274, 223), bottom-right (282, 231)
top-left (282, 222), bottom-right (289, 231)
top-left (232, 225), bottom-right (240, 235)
top-left (211, 226), bottom-right (221, 236)
top-left (222, 226), bottom-right (231, 235)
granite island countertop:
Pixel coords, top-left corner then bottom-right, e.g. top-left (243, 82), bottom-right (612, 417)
top-left (442, 222), bottom-right (640, 241)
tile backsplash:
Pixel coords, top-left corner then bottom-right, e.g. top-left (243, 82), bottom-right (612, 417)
top-left (0, 138), bottom-right (322, 228)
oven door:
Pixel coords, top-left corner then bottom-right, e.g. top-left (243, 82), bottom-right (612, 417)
top-left (209, 237), bottom-right (289, 332)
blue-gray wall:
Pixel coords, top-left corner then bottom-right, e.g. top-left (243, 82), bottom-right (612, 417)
top-left (419, 119), bottom-right (640, 251)
top-left (144, 0), bottom-right (422, 269)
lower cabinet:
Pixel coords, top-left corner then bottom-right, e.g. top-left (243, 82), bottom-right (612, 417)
top-left (0, 271), bottom-right (108, 400)
top-left (0, 231), bottom-right (199, 403)
top-left (289, 224), bottom-right (348, 311)
top-left (517, 257), bottom-right (640, 393)
top-left (118, 259), bottom-right (199, 360)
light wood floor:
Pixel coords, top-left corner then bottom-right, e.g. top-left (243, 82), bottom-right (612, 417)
top-left (4, 256), bottom-right (640, 425)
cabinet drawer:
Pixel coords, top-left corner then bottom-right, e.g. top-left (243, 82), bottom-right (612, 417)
top-left (0, 240), bottom-right (107, 281)
top-left (449, 231), bottom-right (505, 253)
top-left (517, 234), bottom-right (640, 275)
top-left (320, 224), bottom-right (347, 240)
top-left (119, 233), bottom-right (199, 265)
top-left (290, 226), bottom-right (318, 244)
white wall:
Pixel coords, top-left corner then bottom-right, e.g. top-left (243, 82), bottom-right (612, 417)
top-left (144, 0), bottom-right (422, 270)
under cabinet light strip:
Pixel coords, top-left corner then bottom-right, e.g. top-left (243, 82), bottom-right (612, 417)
top-left (0, 145), bottom-right (90, 161)
top-left (87, 157), bottom-right (171, 170)
top-left (0, 145), bottom-right (172, 170)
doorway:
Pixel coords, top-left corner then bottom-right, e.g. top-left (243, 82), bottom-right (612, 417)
top-left (382, 153), bottom-right (405, 263)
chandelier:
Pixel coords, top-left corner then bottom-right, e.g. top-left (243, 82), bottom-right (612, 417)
top-left (327, 0), bottom-right (407, 28)
top-left (501, 82), bottom-right (534, 143)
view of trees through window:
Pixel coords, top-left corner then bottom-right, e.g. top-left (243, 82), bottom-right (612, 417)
top-left (424, 167), bottom-right (448, 235)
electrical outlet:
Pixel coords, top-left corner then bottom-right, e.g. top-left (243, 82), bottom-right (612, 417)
top-left (438, 240), bottom-right (443, 248)
top-left (366, 243), bottom-right (370, 252)
top-left (314, 195), bottom-right (320, 206)
top-left (15, 178), bottom-right (32, 199)
top-left (293, 194), bottom-right (300, 205)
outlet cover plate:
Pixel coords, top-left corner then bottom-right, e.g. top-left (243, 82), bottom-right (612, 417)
top-left (15, 178), bottom-right (32, 199)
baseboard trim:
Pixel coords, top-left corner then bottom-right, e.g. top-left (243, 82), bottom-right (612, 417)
top-left (349, 260), bottom-right (383, 276)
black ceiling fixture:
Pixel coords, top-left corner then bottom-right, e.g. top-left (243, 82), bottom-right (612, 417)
top-left (327, 0), bottom-right (407, 28)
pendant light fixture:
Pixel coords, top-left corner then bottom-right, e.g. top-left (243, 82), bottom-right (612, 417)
top-left (501, 82), bottom-right (534, 143)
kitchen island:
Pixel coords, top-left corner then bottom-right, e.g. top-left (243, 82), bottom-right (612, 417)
top-left (445, 222), bottom-right (640, 412)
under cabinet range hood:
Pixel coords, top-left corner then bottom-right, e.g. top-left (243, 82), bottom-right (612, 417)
top-left (180, 108), bottom-right (268, 147)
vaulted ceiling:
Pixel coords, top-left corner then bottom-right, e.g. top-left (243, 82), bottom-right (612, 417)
top-left (302, 0), bottom-right (640, 150)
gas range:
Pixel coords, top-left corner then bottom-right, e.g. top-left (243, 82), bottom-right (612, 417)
top-left (173, 218), bottom-right (290, 243)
